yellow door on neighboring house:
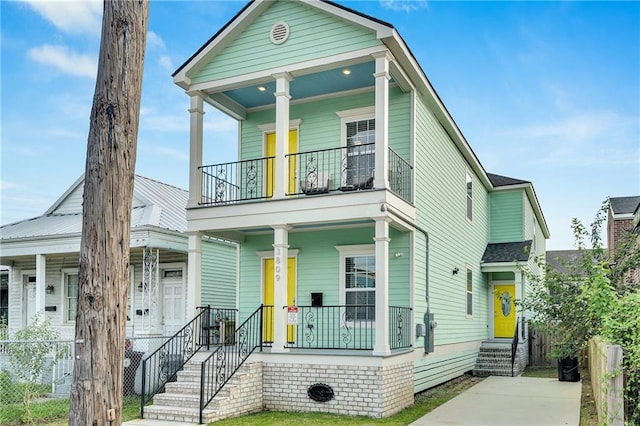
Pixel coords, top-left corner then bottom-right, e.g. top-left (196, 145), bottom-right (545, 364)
top-left (265, 130), bottom-right (298, 197)
top-left (493, 284), bottom-right (516, 338)
top-left (263, 257), bottom-right (297, 343)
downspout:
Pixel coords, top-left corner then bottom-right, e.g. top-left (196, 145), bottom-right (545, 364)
top-left (380, 203), bottom-right (434, 353)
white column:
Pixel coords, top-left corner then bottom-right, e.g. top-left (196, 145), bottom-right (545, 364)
top-left (271, 225), bottom-right (290, 353)
top-left (188, 93), bottom-right (205, 208)
top-left (186, 232), bottom-right (202, 318)
top-left (35, 254), bottom-right (46, 314)
top-left (373, 52), bottom-right (391, 190)
top-left (373, 218), bottom-right (391, 356)
top-left (515, 271), bottom-right (523, 339)
top-left (273, 73), bottom-right (292, 199)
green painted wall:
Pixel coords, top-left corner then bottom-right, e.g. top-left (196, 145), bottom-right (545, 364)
top-left (200, 238), bottom-right (237, 309)
top-left (193, 1), bottom-right (382, 84)
top-left (411, 91), bottom-right (491, 392)
top-left (490, 191), bottom-right (523, 243)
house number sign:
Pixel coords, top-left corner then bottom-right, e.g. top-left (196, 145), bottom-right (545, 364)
top-left (275, 248), bottom-right (282, 282)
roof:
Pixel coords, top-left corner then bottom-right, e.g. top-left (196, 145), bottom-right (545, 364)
top-left (610, 196), bottom-right (640, 216)
top-left (0, 175), bottom-right (188, 240)
top-left (482, 241), bottom-right (532, 263)
top-left (487, 173), bottom-right (530, 187)
top-left (546, 250), bottom-right (586, 274)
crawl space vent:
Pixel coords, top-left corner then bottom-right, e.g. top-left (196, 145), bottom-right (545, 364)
top-left (270, 21), bottom-right (290, 45)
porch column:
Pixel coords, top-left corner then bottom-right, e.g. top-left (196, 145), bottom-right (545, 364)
top-left (373, 218), bottom-right (391, 356)
top-left (373, 52), bottom-right (391, 190)
top-left (273, 73), bottom-right (292, 199)
top-left (515, 271), bottom-right (526, 340)
top-left (188, 92), bottom-right (205, 208)
top-left (271, 225), bottom-right (290, 353)
top-left (35, 254), bottom-right (46, 315)
top-left (186, 232), bottom-right (202, 318)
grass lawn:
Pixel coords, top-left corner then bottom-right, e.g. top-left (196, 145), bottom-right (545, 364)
top-left (212, 374), bottom-right (483, 426)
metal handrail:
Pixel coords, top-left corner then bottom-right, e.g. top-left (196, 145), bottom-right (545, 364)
top-left (511, 318), bottom-right (520, 377)
top-left (198, 305), bottom-right (271, 424)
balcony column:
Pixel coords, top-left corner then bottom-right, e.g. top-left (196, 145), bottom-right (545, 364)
top-left (273, 73), bottom-right (292, 199)
top-left (186, 232), bottom-right (202, 318)
top-left (373, 52), bottom-right (391, 190)
top-left (271, 225), bottom-right (290, 353)
top-left (35, 254), bottom-right (46, 315)
top-left (188, 92), bottom-right (205, 208)
top-left (373, 218), bottom-right (391, 356)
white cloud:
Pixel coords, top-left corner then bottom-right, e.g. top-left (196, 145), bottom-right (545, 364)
top-left (158, 55), bottom-right (174, 71)
top-left (147, 31), bottom-right (166, 49)
top-left (380, 0), bottom-right (427, 12)
top-left (21, 0), bottom-right (103, 36)
top-left (27, 44), bottom-right (97, 78)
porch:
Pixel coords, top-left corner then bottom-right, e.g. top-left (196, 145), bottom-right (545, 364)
top-left (199, 144), bottom-right (413, 206)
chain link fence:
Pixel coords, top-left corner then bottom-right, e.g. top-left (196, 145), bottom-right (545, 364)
top-left (0, 335), bottom-right (169, 425)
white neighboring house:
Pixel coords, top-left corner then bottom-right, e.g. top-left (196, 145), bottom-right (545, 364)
top-left (0, 175), bottom-right (237, 339)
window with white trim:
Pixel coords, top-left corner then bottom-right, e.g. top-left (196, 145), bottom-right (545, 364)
top-left (64, 271), bottom-right (79, 322)
top-left (466, 169), bottom-right (473, 221)
top-left (466, 267), bottom-right (473, 317)
top-left (344, 118), bottom-right (375, 189)
top-left (336, 245), bottom-right (376, 322)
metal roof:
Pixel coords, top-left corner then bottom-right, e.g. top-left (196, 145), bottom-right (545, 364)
top-left (0, 175), bottom-right (187, 240)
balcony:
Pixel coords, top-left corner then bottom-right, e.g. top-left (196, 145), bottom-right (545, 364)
top-left (198, 145), bottom-right (412, 206)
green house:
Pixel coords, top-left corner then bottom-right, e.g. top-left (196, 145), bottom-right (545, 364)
top-left (142, 0), bottom-right (550, 422)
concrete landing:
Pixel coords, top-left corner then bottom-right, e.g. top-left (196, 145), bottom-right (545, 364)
top-left (410, 376), bottom-right (581, 426)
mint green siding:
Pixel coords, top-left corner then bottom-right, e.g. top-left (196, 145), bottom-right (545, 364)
top-left (490, 191), bottom-right (523, 243)
top-left (411, 92), bottom-right (491, 392)
top-left (240, 86), bottom-right (410, 161)
top-left (193, 1), bottom-right (381, 84)
top-left (201, 238), bottom-right (237, 309)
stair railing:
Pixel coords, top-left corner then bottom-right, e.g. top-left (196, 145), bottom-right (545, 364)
top-left (140, 307), bottom-right (210, 418)
top-left (511, 317), bottom-right (520, 377)
top-left (198, 305), bottom-right (271, 424)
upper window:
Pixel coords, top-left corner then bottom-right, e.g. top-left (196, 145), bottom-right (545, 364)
top-left (64, 271), bottom-right (79, 322)
top-left (466, 268), bottom-right (473, 317)
top-left (466, 169), bottom-right (473, 221)
top-left (344, 119), bottom-right (375, 189)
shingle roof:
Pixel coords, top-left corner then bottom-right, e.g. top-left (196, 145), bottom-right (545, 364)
top-left (610, 196), bottom-right (640, 215)
top-left (546, 250), bottom-right (585, 274)
top-left (482, 241), bottom-right (532, 263)
top-left (487, 173), bottom-right (530, 188)
top-left (0, 175), bottom-right (187, 240)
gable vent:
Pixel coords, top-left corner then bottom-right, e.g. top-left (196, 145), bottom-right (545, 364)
top-left (270, 21), bottom-right (290, 45)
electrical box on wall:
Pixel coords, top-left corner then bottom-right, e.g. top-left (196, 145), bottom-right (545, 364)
top-left (424, 312), bottom-right (436, 353)
top-left (416, 323), bottom-right (426, 337)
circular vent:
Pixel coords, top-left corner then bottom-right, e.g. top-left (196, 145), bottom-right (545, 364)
top-left (270, 21), bottom-right (290, 45)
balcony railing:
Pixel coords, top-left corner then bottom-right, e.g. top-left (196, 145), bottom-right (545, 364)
top-left (199, 157), bottom-right (273, 205)
top-left (285, 304), bottom-right (412, 350)
top-left (198, 145), bottom-right (413, 206)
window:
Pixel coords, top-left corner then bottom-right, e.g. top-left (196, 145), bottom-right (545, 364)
top-left (466, 169), bottom-right (473, 221)
top-left (65, 272), bottom-right (79, 322)
top-left (336, 245), bottom-right (375, 322)
top-left (344, 119), bottom-right (375, 189)
top-left (466, 268), bottom-right (473, 317)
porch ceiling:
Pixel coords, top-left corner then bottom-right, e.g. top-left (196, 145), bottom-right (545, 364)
top-left (217, 61), bottom-right (382, 109)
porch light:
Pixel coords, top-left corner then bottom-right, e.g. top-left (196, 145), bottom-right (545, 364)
top-left (138, 282), bottom-right (144, 292)
top-left (452, 267), bottom-right (459, 275)
top-left (342, 69), bottom-right (351, 75)
top-left (46, 285), bottom-right (54, 294)
top-left (257, 86), bottom-right (267, 92)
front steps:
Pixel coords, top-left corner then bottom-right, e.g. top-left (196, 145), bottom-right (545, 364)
top-left (473, 341), bottom-right (527, 377)
top-left (143, 351), bottom-right (263, 424)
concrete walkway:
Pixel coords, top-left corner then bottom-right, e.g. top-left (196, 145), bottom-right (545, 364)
top-left (410, 376), bottom-right (581, 426)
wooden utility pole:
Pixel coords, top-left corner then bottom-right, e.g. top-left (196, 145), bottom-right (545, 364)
top-left (70, 1), bottom-right (148, 425)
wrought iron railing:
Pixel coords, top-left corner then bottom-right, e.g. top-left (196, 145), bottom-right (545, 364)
top-left (200, 157), bottom-right (274, 205)
top-left (389, 306), bottom-right (413, 350)
top-left (199, 305), bottom-right (271, 424)
top-left (286, 305), bottom-right (412, 350)
top-left (140, 306), bottom-right (233, 417)
top-left (388, 148), bottom-right (413, 203)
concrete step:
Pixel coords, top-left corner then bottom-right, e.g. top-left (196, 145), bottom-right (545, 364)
top-left (143, 404), bottom-right (218, 424)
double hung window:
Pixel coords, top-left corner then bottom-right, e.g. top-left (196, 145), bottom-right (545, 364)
top-left (337, 245), bottom-right (376, 322)
top-left (344, 119), bottom-right (375, 189)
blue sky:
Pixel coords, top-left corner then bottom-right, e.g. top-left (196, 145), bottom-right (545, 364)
top-left (1, 0), bottom-right (638, 250)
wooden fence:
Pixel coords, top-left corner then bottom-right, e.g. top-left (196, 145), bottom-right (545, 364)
top-left (588, 336), bottom-right (624, 425)
top-left (528, 326), bottom-right (555, 366)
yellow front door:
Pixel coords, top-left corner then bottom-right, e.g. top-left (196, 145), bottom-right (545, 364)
top-left (263, 257), bottom-right (296, 343)
top-left (265, 130), bottom-right (298, 197)
top-left (493, 284), bottom-right (516, 338)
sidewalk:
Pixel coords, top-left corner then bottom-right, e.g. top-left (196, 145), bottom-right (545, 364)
top-left (410, 376), bottom-right (581, 426)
